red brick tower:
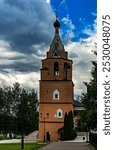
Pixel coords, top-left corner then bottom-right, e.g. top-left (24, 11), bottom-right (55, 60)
top-left (38, 17), bottom-right (74, 141)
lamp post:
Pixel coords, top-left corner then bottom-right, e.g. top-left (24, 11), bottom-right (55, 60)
top-left (21, 123), bottom-right (24, 150)
top-left (20, 95), bottom-right (25, 150)
top-left (40, 113), bottom-right (49, 142)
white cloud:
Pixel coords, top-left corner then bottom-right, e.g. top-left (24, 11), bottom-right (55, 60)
top-left (0, 71), bottom-right (39, 91)
top-left (0, 17), bottom-right (97, 97)
top-left (61, 14), bottom-right (75, 43)
top-left (62, 15), bottom-right (75, 30)
top-left (82, 18), bottom-right (97, 37)
top-left (0, 0), bottom-right (97, 98)
top-left (91, 12), bottom-right (97, 17)
top-left (64, 18), bottom-right (97, 95)
top-left (46, 0), bottom-right (50, 4)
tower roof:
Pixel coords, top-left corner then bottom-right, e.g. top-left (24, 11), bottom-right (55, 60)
top-left (53, 16), bottom-right (60, 28)
top-left (47, 16), bottom-right (67, 59)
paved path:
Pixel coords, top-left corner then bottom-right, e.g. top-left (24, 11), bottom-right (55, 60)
top-left (39, 142), bottom-right (95, 150)
top-left (0, 136), bottom-right (86, 144)
top-left (0, 139), bottom-right (21, 144)
top-left (0, 139), bottom-right (36, 144)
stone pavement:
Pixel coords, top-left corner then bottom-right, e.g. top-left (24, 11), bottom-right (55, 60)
top-left (39, 142), bottom-right (95, 150)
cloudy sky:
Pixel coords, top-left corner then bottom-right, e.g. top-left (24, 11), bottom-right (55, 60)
top-left (0, 0), bottom-right (96, 97)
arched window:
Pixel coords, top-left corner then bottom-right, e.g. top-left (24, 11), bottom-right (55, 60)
top-left (54, 62), bottom-right (59, 76)
top-left (53, 89), bottom-right (59, 100)
top-left (56, 108), bottom-right (63, 118)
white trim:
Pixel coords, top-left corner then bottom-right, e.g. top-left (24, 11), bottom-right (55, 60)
top-left (53, 89), bottom-right (59, 100)
top-left (56, 108), bottom-right (63, 118)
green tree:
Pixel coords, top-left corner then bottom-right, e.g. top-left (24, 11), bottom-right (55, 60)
top-left (17, 88), bottom-right (38, 134)
top-left (0, 82), bottom-right (38, 135)
top-left (63, 112), bottom-right (69, 139)
top-left (0, 87), bottom-right (4, 132)
top-left (81, 60), bottom-right (97, 131)
top-left (62, 111), bottom-right (76, 141)
top-left (0, 86), bottom-right (14, 133)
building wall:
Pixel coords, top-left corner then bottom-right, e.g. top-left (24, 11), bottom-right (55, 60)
top-left (39, 122), bottom-right (63, 141)
top-left (38, 19), bottom-right (74, 141)
top-left (39, 80), bottom-right (74, 103)
top-left (41, 58), bottom-right (72, 81)
top-left (38, 103), bottom-right (73, 141)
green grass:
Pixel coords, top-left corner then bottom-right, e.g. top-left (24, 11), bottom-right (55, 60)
top-left (0, 142), bottom-right (48, 150)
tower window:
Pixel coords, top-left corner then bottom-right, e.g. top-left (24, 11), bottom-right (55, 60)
top-left (58, 112), bottom-right (61, 117)
top-left (56, 108), bottom-right (63, 118)
top-left (55, 94), bottom-right (58, 99)
top-left (54, 62), bottom-right (59, 76)
top-left (53, 89), bottom-right (59, 100)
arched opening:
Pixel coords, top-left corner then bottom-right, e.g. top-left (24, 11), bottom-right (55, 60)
top-left (56, 108), bottom-right (63, 118)
top-left (54, 62), bottom-right (59, 76)
top-left (53, 89), bottom-right (59, 100)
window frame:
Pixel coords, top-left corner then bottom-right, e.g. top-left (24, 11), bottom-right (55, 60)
top-left (56, 108), bottom-right (63, 118)
top-left (53, 89), bottom-right (59, 100)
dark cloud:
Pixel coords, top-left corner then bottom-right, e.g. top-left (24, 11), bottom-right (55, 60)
top-left (69, 53), bottom-right (78, 58)
top-left (0, 55), bottom-right (41, 73)
top-left (0, 69), bottom-right (9, 74)
top-left (11, 61), bottom-right (41, 72)
top-left (0, 0), bottom-right (55, 53)
top-left (75, 60), bottom-right (90, 71)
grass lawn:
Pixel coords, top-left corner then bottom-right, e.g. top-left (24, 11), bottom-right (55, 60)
top-left (0, 142), bottom-right (48, 150)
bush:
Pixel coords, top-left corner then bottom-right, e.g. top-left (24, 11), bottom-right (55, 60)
top-left (72, 129), bottom-right (77, 139)
top-left (67, 129), bottom-right (77, 140)
top-left (60, 132), bottom-right (64, 141)
top-left (59, 111), bottom-right (77, 141)
top-left (60, 129), bottom-right (77, 141)
top-left (89, 132), bottom-right (97, 147)
top-left (14, 134), bottom-right (21, 139)
top-left (0, 134), bottom-right (6, 140)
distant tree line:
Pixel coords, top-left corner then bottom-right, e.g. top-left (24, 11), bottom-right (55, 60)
top-left (0, 82), bottom-right (38, 135)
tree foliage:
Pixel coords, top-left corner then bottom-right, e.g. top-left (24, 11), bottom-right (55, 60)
top-left (0, 83), bottom-right (38, 135)
top-left (60, 111), bottom-right (76, 141)
top-left (81, 60), bottom-right (97, 131)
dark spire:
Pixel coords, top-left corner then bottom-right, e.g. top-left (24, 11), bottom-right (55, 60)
top-left (53, 16), bottom-right (60, 34)
top-left (53, 16), bottom-right (60, 28)
top-left (47, 16), bottom-right (68, 59)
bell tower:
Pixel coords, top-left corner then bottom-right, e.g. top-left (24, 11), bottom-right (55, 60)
top-left (38, 17), bottom-right (74, 141)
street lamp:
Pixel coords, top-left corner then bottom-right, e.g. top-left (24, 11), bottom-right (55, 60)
top-left (21, 122), bottom-right (24, 150)
top-left (20, 95), bottom-right (26, 150)
top-left (40, 113), bottom-right (49, 142)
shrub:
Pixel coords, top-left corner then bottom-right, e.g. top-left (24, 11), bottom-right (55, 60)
top-left (0, 134), bottom-right (6, 140)
top-left (89, 132), bottom-right (97, 147)
top-left (60, 111), bottom-right (77, 141)
top-left (14, 134), bottom-right (21, 139)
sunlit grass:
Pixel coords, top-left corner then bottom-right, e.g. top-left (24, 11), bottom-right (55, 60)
top-left (0, 142), bottom-right (48, 150)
